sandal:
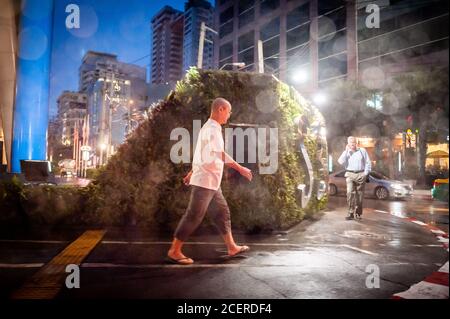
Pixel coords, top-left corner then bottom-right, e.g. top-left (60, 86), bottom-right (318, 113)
top-left (166, 256), bottom-right (194, 265)
top-left (227, 245), bottom-right (250, 258)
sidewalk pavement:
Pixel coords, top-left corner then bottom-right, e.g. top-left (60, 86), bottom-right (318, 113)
top-left (412, 188), bottom-right (432, 200)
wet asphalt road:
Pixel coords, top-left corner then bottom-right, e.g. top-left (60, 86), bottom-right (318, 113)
top-left (0, 196), bottom-right (448, 299)
top-left (329, 193), bottom-right (449, 232)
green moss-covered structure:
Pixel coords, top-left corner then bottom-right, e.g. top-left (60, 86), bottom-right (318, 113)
top-left (0, 68), bottom-right (328, 231)
top-left (90, 68), bottom-right (328, 231)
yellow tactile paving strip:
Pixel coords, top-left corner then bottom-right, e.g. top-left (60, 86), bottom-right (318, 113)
top-left (11, 230), bottom-right (106, 299)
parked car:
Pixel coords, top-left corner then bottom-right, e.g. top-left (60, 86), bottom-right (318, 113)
top-left (431, 178), bottom-right (449, 201)
top-left (328, 170), bottom-right (413, 200)
top-left (58, 159), bottom-right (76, 178)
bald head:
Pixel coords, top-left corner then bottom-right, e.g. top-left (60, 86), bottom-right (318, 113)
top-left (210, 98), bottom-right (232, 125)
top-left (211, 98), bottom-right (231, 113)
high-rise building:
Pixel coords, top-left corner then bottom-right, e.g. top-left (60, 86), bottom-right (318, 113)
top-left (149, 1), bottom-right (216, 86)
top-left (214, 0), bottom-right (449, 94)
top-left (151, 6), bottom-right (185, 84)
top-left (79, 51), bottom-right (146, 94)
top-left (56, 91), bottom-right (88, 147)
top-left (356, 0), bottom-right (449, 77)
top-left (183, 0), bottom-right (215, 72)
top-left (78, 51), bottom-right (147, 165)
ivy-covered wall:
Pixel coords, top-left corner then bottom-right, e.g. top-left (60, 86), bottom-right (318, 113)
top-left (1, 69), bottom-right (328, 231)
top-left (91, 68), bottom-right (328, 231)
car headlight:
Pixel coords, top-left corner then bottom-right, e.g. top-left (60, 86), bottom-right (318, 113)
top-left (390, 183), bottom-right (404, 190)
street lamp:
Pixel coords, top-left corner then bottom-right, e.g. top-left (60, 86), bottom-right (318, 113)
top-left (292, 69), bottom-right (309, 84)
top-left (219, 62), bottom-right (246, 70)
top-left (313, 92), bottom-right (327, 105)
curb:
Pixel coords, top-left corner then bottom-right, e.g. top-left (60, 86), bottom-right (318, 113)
top-left (392, 262), bottom-right (449, 299)
top-left (372, 209), bottom-right (449, 299)
top-left (392, 216), bottom-right (448, 299)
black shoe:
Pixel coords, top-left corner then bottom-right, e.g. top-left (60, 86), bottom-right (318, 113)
top-left (345, 214), bottom-right (354, 220)
top-left (355, 214), bottom-right (362, 220)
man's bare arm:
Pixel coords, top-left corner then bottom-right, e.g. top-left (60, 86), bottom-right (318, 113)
top-left (220, 151), bottom-right (253, 181)
top-left (222, 152), bottom-right (240, 170)
top-left (183, 169), bottom-right (193, 185)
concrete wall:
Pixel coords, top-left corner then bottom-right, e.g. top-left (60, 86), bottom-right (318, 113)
top-left (0, 0), bottom-right (18, 170)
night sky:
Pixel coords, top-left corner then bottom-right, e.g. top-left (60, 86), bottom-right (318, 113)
top-left (49, 0), bottom-right (213, 118)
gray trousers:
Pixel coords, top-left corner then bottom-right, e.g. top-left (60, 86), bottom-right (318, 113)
top-left (174, 186), bottom-right (231, 241)
top-left (345, 171), bottom-right (366, 216)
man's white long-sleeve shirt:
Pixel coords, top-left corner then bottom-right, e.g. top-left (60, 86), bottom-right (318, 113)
top-left (337, 148), bottom-right (371, 176)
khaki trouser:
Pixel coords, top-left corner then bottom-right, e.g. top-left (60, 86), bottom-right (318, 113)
top-left (174, 186), bottom-right (231, 241)
top-left (345, 171), bottom-right (366, 216)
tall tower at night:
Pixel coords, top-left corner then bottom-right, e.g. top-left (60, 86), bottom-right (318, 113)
top-left (150, 6), bottom-right (184, 84)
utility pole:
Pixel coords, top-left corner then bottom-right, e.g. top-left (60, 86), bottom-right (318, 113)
top-left (99, 82), bottom-right (106, 166)
top-left (257, 40), bottom-right (264, 73)
top-left (197, 21), bottom-right (218, 69)
top-left (108, 71), bottom-right (114, 159)
top-left (197, 22), bottom-right (205, 69)
top-left (128, 103), bottom-right (131, 135)
top-left (81, 114), bottom-right (89, 178)
top-left (126, 99), bottom-right (133, 136)
top-left (74, 121), bottom-right (80, 176)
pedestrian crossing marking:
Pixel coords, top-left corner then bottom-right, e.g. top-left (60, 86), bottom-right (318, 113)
top-left (11, 230), bottom-right (106, 299)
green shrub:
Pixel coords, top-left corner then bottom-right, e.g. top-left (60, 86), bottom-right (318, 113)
top-left (0, 176), bottom-right (27, 225)
top-left (0, 178), bottom-right (97, 227)
top-left (85, 167), bottom-right (103, 180)
top-left (22, 185), bottom-right (84, 225)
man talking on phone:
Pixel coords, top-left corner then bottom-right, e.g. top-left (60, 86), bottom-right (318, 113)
top-left (337, 136), bottom-right (371, 220)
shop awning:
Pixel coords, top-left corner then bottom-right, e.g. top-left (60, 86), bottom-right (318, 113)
top-left (426, 150), bottom-right (449, 158)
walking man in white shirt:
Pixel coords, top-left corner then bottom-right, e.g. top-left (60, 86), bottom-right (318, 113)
top-left (167, 98), bottom-right (253, 265)
top-left (337, 136), bottom-right (371, 220)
